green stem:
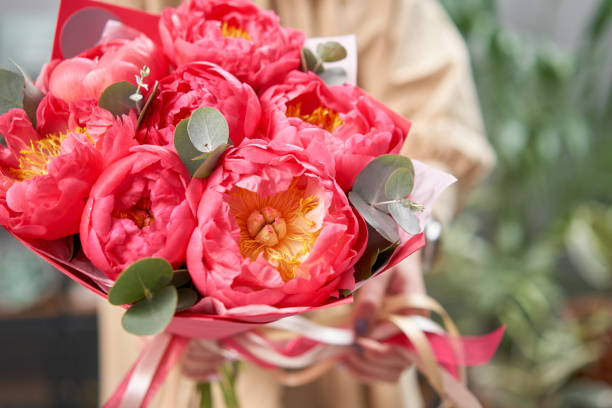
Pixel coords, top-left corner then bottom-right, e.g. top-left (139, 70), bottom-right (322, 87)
top-left (197, 382), bottom-right (213, 408)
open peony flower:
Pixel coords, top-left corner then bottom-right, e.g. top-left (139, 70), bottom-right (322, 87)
top-left (37, 33), bottom-right (168, 103)
top-left (139, 62), bottom-right (260, 147)
top-left (0, 95), bottom-right (107, 239)
top-left (186, 139), bottom-right (367, 310)
top-left (260, 71), bottom-right (408, 191)
top-left (80, 145), bottom-right (195, 280)
top-left (159, 0), bottom-right (305, 91)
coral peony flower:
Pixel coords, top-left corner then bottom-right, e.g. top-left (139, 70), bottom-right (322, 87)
top-left (37, 33), bottom-right (168, 103)
top-left (186, 139), bottom-right (367, 310)
top-left (0, 95), bottom-right (106, 239)
top-left (260, 71), bottom-right (408, 191)
top-left (139, 62), bottom-right (260, 147)
top-left (159, 0), bottom-right (305, 91)
top-left (80, 145), bottom-right (195, 280)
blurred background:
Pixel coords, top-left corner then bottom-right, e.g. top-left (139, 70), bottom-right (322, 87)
top-left (0, 0), bottom-right (611, 407)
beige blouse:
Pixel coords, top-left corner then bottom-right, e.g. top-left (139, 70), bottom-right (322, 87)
top-left (97, 0), bottom-right (496, 407)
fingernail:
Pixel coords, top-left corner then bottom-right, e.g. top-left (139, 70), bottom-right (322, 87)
top-left (354, 317), bottom-right (369, 336)
top-left (351, 343), bottom-right (364, 355)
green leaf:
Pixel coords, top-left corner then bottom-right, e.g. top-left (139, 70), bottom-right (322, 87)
top-left (193, 143), bottom-right (229, 179)
top-left (187, 107), bottom-right (230, 153)
top-left (316, 41), bottom-right (348, 62)
top-left (122, 285), bottom-right (178, 335)
top-left (388, 202), bottom-right (420, 235)
top-left (170, 269), bottom-right (191, 288)
top-left (174, 119), bottom-right (207, 176)
top-left (385, 167), bottom-right (415, 200)
top-left (354, 225), bottom-right (400, 282)
top-left (9, 59), bottom-right (44, 126)
top-left (349, 191), bottom-right (399, 242)
top-left (108, 257), bottom-right (173, 305)
top-left (176, 288), bottom-right (199, 312)
top-left (318, 67), bottom-right (348, 86)
top-left (98, 81), bottom-right (138, 117)
top-left (0, 69), bottom-right (24, 115)
top-left (136, 80), bottom-right (159, 129)
top-left (353, 154), bottom-right (415, 205)
top-left (301, 48), bottom-right (323, 74)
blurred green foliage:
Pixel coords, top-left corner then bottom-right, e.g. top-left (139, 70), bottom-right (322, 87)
top-left (431, 0), bottom-right (612, 406)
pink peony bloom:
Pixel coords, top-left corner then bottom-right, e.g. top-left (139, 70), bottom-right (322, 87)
top-left (80, 145), bottom-right (196, 280)
top-left (0, 95), bottom-right (106, 239)
top-left (186, 139), bottom-right (367, 310)
top-left (159, 0), bottom-right (305, 91)
top-left (259, 71), bottom-right (408, 191)
top-left (37, 34), bottom-right (168, 103)
top-left (139, 62), bottom-right (260, 147)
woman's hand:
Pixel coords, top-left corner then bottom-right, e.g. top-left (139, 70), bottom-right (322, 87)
top-left (344, 254), bottom-right (425, 383)
top-left (181, 340), bottom-right (228, 382)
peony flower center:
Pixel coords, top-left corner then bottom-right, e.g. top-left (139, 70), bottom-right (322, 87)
top-left (112, 197), bottom-right (155, 229)
top-left (9, 127), bottom-right (90, 181)
top-left (220, 21), bottom-right (252, 41)
top-left (228, 180), bottom-right (321, 282)
top-left (286, 102), bottom-right (345, 133)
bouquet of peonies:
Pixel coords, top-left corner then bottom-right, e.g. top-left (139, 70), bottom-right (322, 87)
top-left (0, 0), bottom-right (504, 407)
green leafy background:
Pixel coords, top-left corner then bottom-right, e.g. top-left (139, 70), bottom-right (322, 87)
top-left (428, 1), bottom-right (612, 406)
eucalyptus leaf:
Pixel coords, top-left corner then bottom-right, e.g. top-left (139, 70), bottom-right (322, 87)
top-left (0, 69), bottom-right (24, 115)
top-left (122, 285), bottom-right (178, 335)
top-left (318, 67), bottom-right (348, 86)
top-left (385, 167), bottom-right (415, 200)
top-left (349, 191), bottom-right (399, 242)
top-left (193, 143), bottom-right (229, 179)
top-left (174, 119), bottom-right (207, 176)
top-left (352, 154), bottom-right (415, 206)
top-left (98, 81), bottom-right (138, 117)
top-left (187, 107), bottom-right (230, 153)
top-left (170, 269), bottom-right (191, 288)
top-left (302, 48), bottom-right (323, 74)
top-left (316, 41), bottom-right (348, 62)
top-left (388, 202), bottom-right (421, 235)
top-left (354, 225), bottom-right (400, 282)
top-left (9, 59), bottom-right (44, 126)
top-left (136, 80), bottom-right (159, 129)
top-left (108, 257), bottom-right (173, 305)
top-left (176, 288), bottom-right (199, 312)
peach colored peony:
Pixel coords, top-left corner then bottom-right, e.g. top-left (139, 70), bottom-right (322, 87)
top-left (159, 0), bottom-right (304, 91)
top-left (185, 139), bottom-right (367, 310)
top-left (80, 145), bottom-right (195, 280)
top-left (37, 34), bottom-right (168, 103)
top-left (259, 71), bottom-right (408, 191)
top-left (138, 62), bottom-right (260, 147)
top-left (0, 95), bottom-right (105, 239)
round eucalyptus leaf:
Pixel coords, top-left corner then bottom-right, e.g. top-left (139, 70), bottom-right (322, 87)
top-left (349, 191), bottom-right (399, 242)
top-left (174, 119), bottom-right (206, 176)
top-left (316, 41), bottom-right (348, 62)
top-left (176, 288), bottom-right (199, 312)
top-left (193, 143), bottom-right (229, 179)
top-left (0, 69), bottom-right (24, 115)
top-left (9, 59), bottom-right (43, 126)
top-left (352, 154), bottom-right (415, 205)
top-left (108, 257), bottom-right (173, 305)
top-left (122, 285), bottom-right (178, 336)
top-left (98, 81), bottom-right (138, 117)
top-left (170, 269), bottom-right (191, 288)
top-left (388, 202), bottom-right (421, 235)
top-left (318, 67), bottom-right (348, 86)
top-left (187, 107), bottom-right (229, 153)
top-left (301, 48), bottom-right (320, 73)
top-left (385, 167), bottom-right (414, 200)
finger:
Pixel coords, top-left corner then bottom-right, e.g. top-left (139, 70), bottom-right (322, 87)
top-left (388, 255), bottom-right (424, 295)
top-left (353, 271), bottom-right (393, 336)
top-left (181, 365), bottom-right (220, 382)
top-left (343, 354), bottom-right (405, 383)
top-left (352, 339), bottom-right (414, 370)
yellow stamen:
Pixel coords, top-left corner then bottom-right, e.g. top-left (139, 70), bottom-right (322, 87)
top-left (112, 197), bottom-right (155, 229)
top-left (9, 127), bottom-right (91, 181)
top-left (221, 21), bottom-right (252, 41)
top-left (286, 102), bottom-right (345, 133)
top-left (228, 180), bottom-right (321, 282)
